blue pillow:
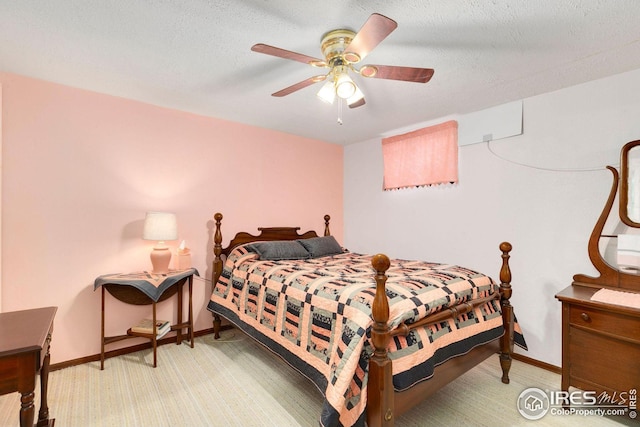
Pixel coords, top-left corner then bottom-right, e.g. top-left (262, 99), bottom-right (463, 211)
top-left (298, 236), bottom-right (343, 258)
top-left (249, 240), bottom-right (310, 261)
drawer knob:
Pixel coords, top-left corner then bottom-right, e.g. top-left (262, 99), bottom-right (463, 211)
top-left (580, 312), bottom-right (591, 322)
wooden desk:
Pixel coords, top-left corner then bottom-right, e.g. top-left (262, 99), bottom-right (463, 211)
top-left (95, 269), bottom-right (197, 369)
top-left (0, 306), bottom-right (57, 427)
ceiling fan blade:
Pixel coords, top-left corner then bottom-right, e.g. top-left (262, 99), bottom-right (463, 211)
top-left (251, 43), bottom-right (326, 67)
top-left (348, 98), bottom-right (366, 109)
top-left (271, 75), bottom-right (326, 97)
top-left (344, 13), bottom-right (397, 63)
top-left (361, 65), bottom-right (434, 83)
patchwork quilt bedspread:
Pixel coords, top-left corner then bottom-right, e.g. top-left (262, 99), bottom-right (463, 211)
top-left (207, 244), bottom-right (526, 427)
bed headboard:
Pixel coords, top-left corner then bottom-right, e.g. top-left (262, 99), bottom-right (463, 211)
top-left (212, 213), bottom-right (331, 283)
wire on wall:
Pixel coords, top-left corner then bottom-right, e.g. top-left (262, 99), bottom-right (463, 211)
top-left (485, 140), bottom-right (618, 172)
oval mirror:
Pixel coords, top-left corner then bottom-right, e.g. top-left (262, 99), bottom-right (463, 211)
top-left (620, 140), bottom-right (640, 227)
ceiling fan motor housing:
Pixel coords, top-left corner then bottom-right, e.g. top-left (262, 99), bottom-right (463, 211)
top-left (321, 29), bottom-right (359, 64)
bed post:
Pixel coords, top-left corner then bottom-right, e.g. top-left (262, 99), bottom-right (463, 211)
top-left (498, 241), bottom-right (514, 384)
top-left (212, 212), bottom-right (223, 339)
top-left (368, 254), bottom-right (394, 427)
top-left (324, 214), bottom-right (331, 236)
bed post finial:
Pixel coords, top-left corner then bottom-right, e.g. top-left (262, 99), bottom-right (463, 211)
top-left (499, 241), bottom-right (514, 384)
top-left (214, 212), bottom-right (223, 261)
top-left (324, 214), bottom-right (331, 236)
top-left (369, 254), bottom-right (394, 427)
top-left (371, 254), bottom-right (390, 355)
top-left (499, 241), bottom-right (512, 298)
top-left (212, 213), bottom-right (223, 339)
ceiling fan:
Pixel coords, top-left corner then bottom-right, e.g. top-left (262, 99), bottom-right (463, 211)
top-left (251, 13), bottom-right (434, 109)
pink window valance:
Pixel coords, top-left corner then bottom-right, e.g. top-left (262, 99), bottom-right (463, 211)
top-left (382, 120), bottom-right (458, 190)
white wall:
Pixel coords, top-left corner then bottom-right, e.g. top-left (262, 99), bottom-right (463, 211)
top-left (344, 67), bottom-right (640, 367)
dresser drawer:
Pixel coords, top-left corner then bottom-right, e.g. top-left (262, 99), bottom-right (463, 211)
top-left (569, 327), bottom-right (640, 391)
top-left (569, 305), bottom-right (640, 343)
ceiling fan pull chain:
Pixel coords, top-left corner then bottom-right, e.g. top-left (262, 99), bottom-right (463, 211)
top-left (337, 99), bottom-right (343, 125)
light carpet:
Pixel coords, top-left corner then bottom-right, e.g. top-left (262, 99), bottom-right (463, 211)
top-left (0, 331), bottom-right (634, 426)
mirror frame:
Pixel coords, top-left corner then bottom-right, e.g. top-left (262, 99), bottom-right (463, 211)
top-left (620, 139), bottom-right (640, 227)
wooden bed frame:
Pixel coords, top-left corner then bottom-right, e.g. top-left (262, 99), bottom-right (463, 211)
top-left (210, 213), bottom-right (515, 427)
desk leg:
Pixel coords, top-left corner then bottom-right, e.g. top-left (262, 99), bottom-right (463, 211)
top-left (152, 302), bottom-right (157, 368)
top-left (101, 287), bottom-right (106, 370)
top-left (177, 281), bottom-right (183, 345)
top-left (19, 391), bottom-right (35, 427)
top-left (188, 276), bottom-right (194, 348)
top-left (37, 338), bottom-right (54, 427)
top-left (17, 355), bottom-right (37, 427)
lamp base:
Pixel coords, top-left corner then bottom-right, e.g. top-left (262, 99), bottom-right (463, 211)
top-left (150, 247), bottom-right (171, 274)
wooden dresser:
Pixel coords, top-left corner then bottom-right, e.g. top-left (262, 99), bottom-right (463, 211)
top-left (555, 285), bottom-right (640, 396)
top-left (558, 141), bottom-right (640, 401)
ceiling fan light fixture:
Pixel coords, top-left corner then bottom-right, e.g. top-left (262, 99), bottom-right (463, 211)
top-left (317, 80), bottom-right (336, 104)
top-left (347, 85), bottom-right (365, 106)
top-left (336, 73), bottom-right (357, 99)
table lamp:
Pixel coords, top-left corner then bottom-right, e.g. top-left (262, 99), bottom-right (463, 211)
top-left (142, 212), bottom-right (178, 274)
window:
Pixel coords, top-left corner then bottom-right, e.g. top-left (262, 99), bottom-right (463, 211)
top-left (382, 120), bottom-right (458, 190)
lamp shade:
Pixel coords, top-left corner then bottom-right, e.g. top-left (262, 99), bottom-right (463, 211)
top-left (335, 73), bottom-right (357, 99)
top-left (143, 212), bottom-right (178, 241)
top-left (347, 85), bottom-right (365, 106)
top-left (317, 80), bottom-right (336, 104)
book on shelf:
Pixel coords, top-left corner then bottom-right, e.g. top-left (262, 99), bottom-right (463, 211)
top-left (155, 326), bottom-right (170, 339)
top-left (131, 318), bottom-right (171, 336)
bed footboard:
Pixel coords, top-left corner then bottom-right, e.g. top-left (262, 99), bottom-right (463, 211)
top-left (366, 242), bottom-right (515, 427)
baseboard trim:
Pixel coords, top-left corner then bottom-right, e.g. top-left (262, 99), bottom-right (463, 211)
top-left (50, 325), bottom-right (232, 371)
top-left (52, 326), bottom-right (561, 376)
top-left (512, 352), bottom-right (561, 375)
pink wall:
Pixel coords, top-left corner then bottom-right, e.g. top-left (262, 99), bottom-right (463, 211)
top-left (0, 72), bottom-right (343, 364)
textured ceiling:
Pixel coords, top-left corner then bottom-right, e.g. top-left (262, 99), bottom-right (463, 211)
top-left (2, 1), bottom-right (640, 145)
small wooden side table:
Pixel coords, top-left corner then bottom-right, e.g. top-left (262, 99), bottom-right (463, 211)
top-left (0, 306), bottom-right (57, 427)
top-left (94, 268), bottom-right (198, 369)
